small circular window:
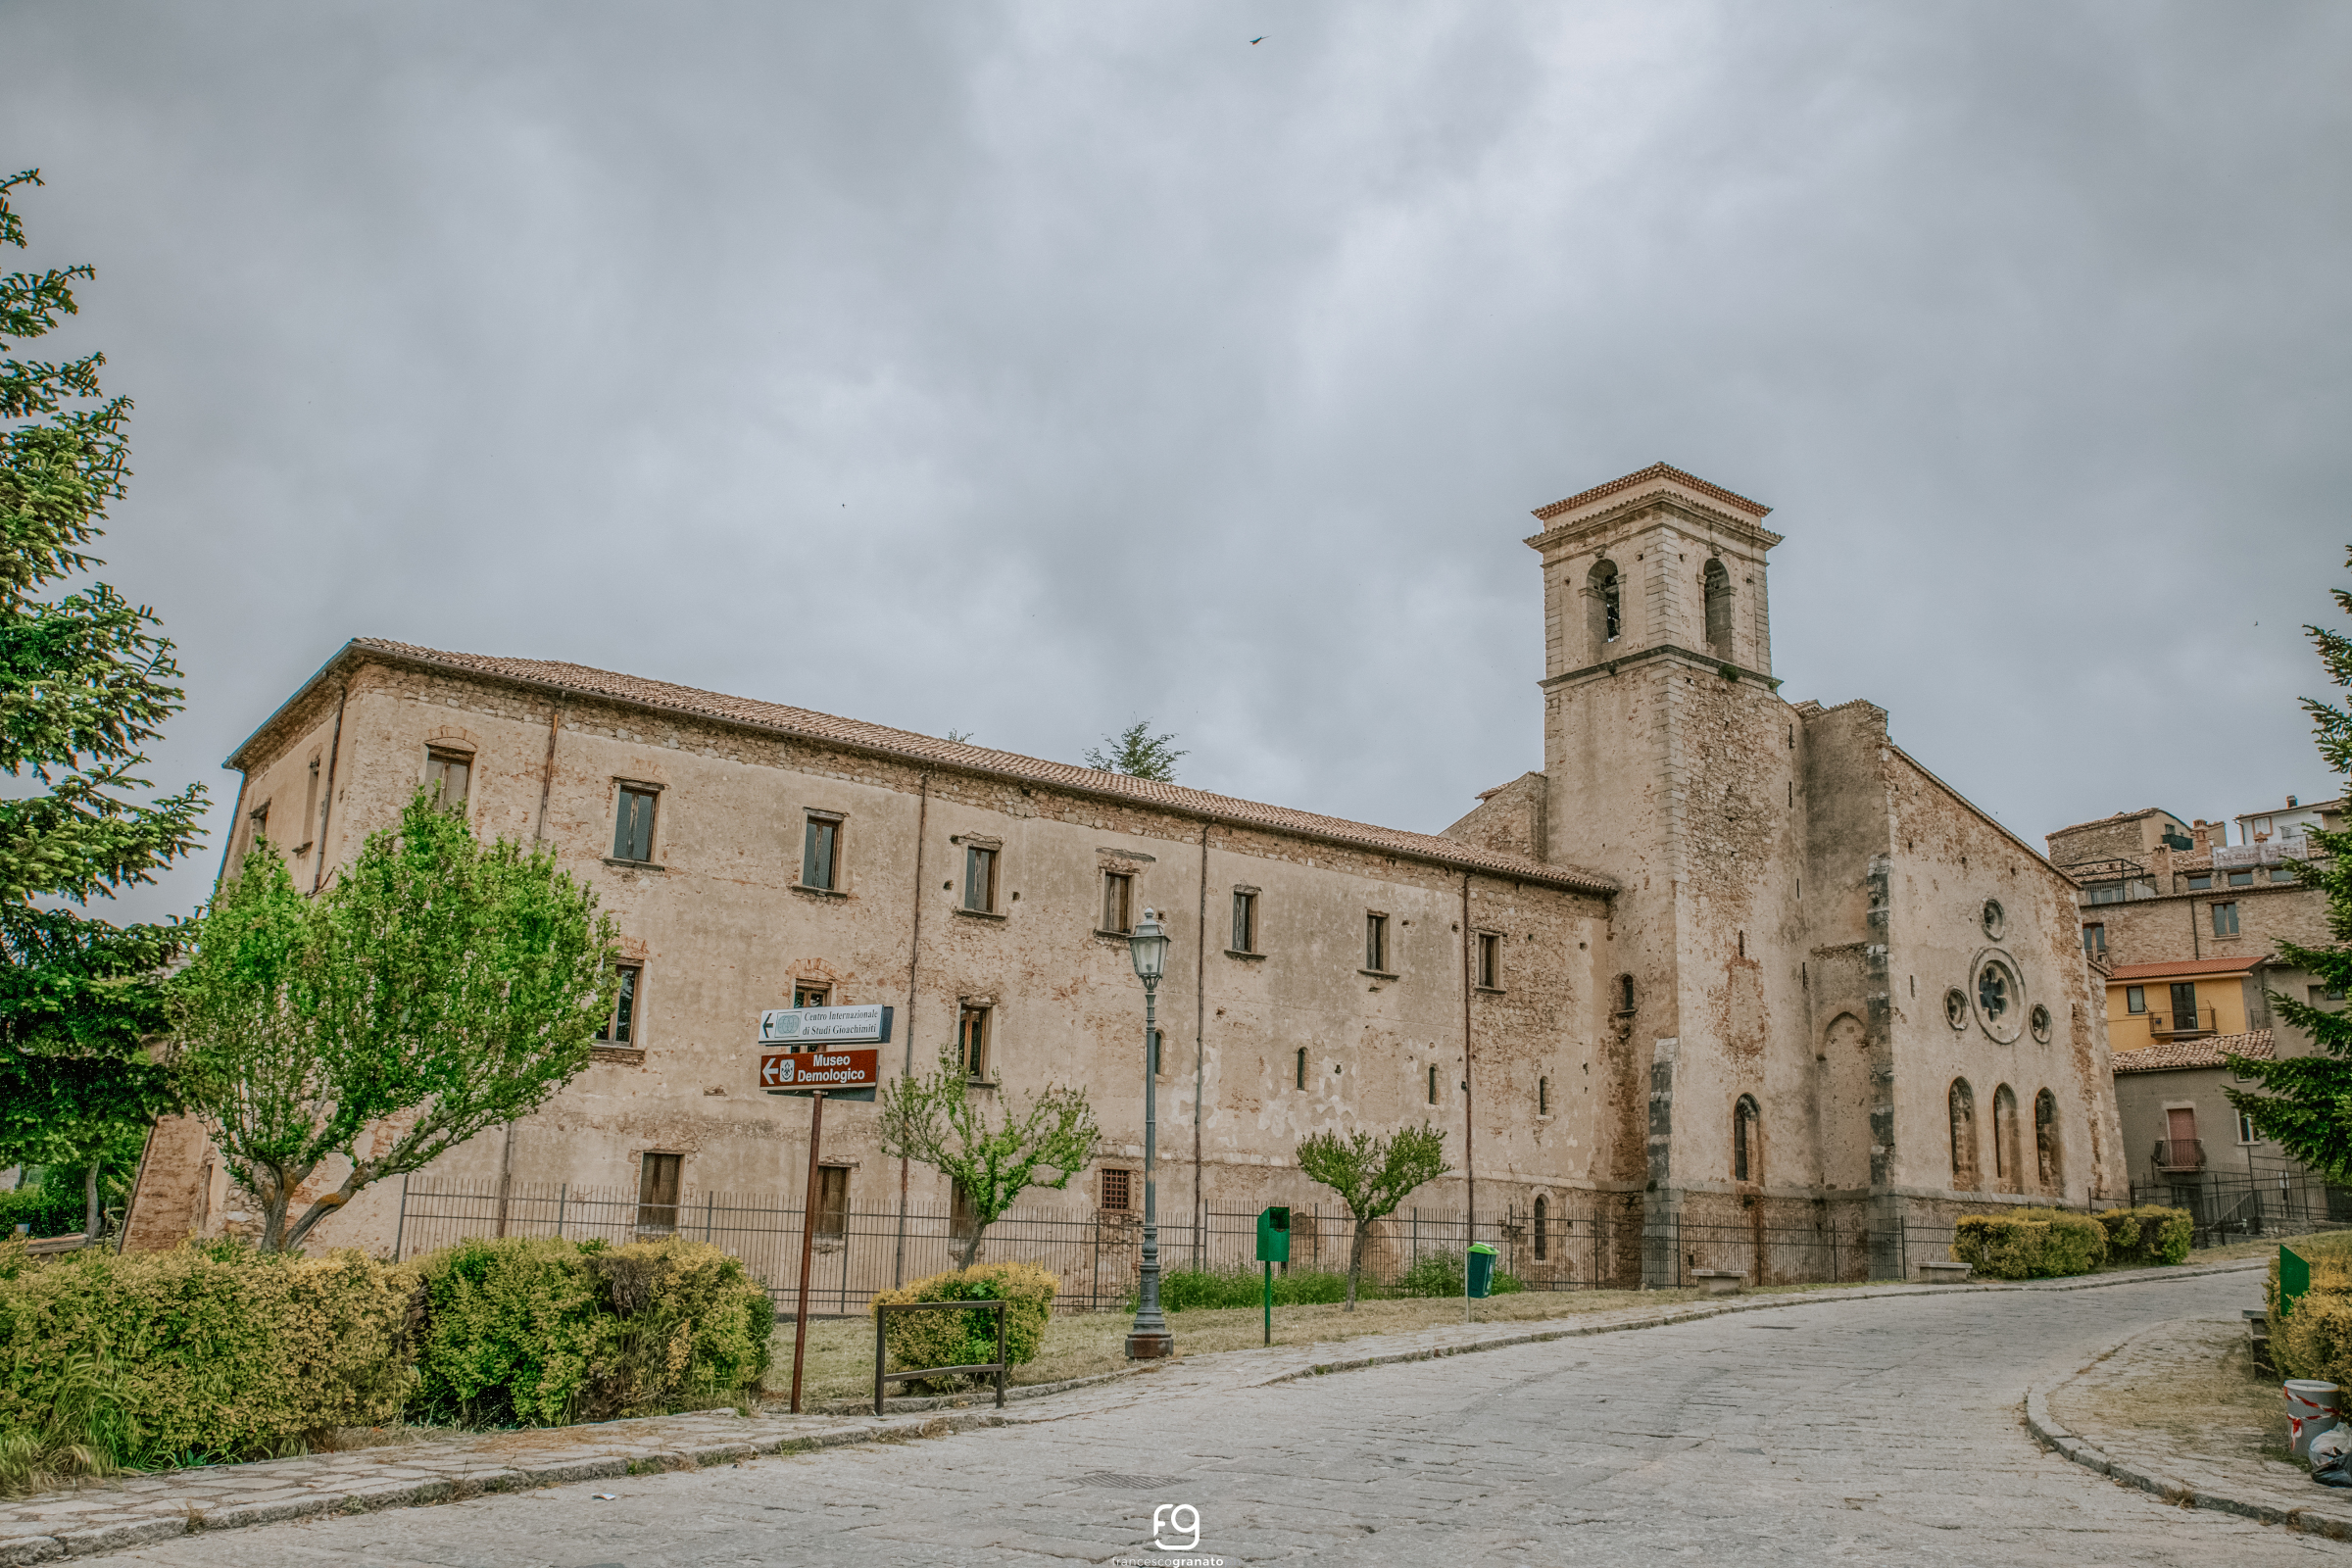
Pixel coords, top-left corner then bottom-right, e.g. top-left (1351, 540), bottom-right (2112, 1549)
top-left (2030, 1004), bottom-right (2052, 1043)
top-left (1944, 988), bottom-right (1970, 1030)
top-left (1982, 900), bottom-right (2006, 940)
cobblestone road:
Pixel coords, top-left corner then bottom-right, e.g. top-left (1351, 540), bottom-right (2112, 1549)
top-left (115, 1270), bottom-right (2337, 1566)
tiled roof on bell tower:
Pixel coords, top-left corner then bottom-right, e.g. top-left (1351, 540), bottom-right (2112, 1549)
top-left (1531, 463), bottom-right (1775, 527)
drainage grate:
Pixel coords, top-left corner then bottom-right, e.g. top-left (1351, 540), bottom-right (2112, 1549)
top-left (1074, 1473), bottom-right (1181, 1490)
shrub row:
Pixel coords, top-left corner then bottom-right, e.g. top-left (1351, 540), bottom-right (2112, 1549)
top-left (1953, 1204), bottom-right (2193, 1280)
top-left (2269, 1233), bottom-right (2352, 1388)
top-left (0, 1186), bottom-right (88, 1244)
top-left (0, 1234), bottom-right (772, 1487)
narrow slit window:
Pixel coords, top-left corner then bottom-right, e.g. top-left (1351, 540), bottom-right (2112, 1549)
top-left (636, 1152), bottom-right (681, 1232)
top-left (1151, 1028), bottom-right (1164, 1076)
top-left (1477, 932), bottom-right (1500, 989)
top-left (1734, 1095), bottom-right (1759, 1183)
top-left (802, 812), bottom-right (841, 890)
top-left (1533, 1195), bottom-right (1549, 1260)
top-left (1296, 1047), bottom-right (1307, 1090)
top-left (1102, 871), bottom-right (1134, 934)
top-left (613, 785), bottom-right (659, 862)
top-left (301, 755), bottom-right (321, 844)
top-left (963, 845), bottom-right (998, 911)
top-left (1366, 912), bottom-right (1391, 973)
top-left (1428, 1064), bottom-right (1439, 1104)
top-left (1539, 1076), bottom-right (1549, 1115)
top-left (958, 1004), bottom-right (990, 1080)
top-left (1231, 890), bottom-right (1257, 953)
top-left (1702, 558), bottom-right (1733, 659)
top-left (598, 963), bottom-right (642, 1045)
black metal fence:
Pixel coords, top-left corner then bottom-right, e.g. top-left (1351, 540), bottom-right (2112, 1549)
top-left (2135, 1165), bottom-right (2352, 1250)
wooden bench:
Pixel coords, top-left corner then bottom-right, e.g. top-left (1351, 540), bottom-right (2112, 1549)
top-left (1690, 1268), bottom-right (1745, 1295)
top-left (1915, 1260), bottom-right (1973, 1284)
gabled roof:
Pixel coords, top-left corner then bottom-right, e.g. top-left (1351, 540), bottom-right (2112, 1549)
top-left (2105, 956), bottom-right (2271, 982)
top-left (237, 640), bottom-right (1619, 896)
top-left (2047, 806), bottom-right (2189, 840)
top-left (1531, 463), bottom-right (1771, 523)
top-left (2111, 1029), bottom-right (2274, 1073)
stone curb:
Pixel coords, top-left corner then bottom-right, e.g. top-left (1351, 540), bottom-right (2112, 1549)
top-left (0, 1253), bottom-right (2269, 1564)
top-left (0, 1410), bottom-right (1008, 1567)
top-left (2024, 1325), bottom-right (2352, 1542)
top-left (1252, 1256), bottom-right (2270, 1388)
top-left (808, 1366), bottom-right (1143, 1417)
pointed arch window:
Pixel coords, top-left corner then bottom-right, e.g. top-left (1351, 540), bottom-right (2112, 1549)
top-left (1949, 1079), bottom-right (1980, 1189)
top-left (1587, 560), bottom-right (1622, 659)
top-left (1733, 1095), bottom-right (1761, 1183)
top-left (1533, 1194), bottom-right (1550, 1259)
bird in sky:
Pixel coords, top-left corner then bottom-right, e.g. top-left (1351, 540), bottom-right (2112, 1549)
top-left (1250, 36), bottom-right (1264, 44)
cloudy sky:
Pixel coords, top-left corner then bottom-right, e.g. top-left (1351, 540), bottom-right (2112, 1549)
top-left (6, 2), bottom-right (2349, 922)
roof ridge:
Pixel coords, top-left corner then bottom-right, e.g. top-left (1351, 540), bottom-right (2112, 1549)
top-left (1531, 463), bottom-right (1772, 523)
top-left (325, 639), bottom-right (1618, 894)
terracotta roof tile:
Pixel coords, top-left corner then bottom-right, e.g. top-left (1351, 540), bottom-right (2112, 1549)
top-left (324, 640), bottom-right (1618, 895)
top-left (1530, 463), bottom-right (1772, 524)
top-left (2106, 956), bottom-right (2270, 981)
top-left (2111, 1029), bottom-right (2274, 1073)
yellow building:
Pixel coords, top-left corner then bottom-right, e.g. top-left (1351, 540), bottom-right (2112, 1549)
top-left (2104, 956), bottom-right (2267, 1054)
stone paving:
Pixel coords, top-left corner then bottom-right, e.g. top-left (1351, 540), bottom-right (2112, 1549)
top-left (6, 1259), bottom-right (2328, 1565)
top-left (2036, 1315), bottom-right (2352, 1538)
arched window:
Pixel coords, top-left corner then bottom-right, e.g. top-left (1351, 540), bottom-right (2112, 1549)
top-left (1703, 558), bottom-right (1733, 659)
top-left (1587, 560), bottom-right (1622, 660)
top-left (1428, 1063), bottom-right (1439, 1103)
top-left (1992, 1084), bottom-right (2021, 1192)
top-left (2034, 1090), bottom-right (2061, 1191)
top-left (1613, 974), bottom-right (1637, 1015)
top-left (1733, 1095), bottom-right (1761, 1183)
top-left (1949, 1079), bottom-right (1980, 1189)
top-left (1533, 1195), bottom-right (1549, 1259)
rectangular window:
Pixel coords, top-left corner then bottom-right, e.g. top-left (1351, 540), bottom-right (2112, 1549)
top-left (2238, 1110), bottom-right (2257, 1146)
top-left (802, 811), bottom-right (841, 890)
top-left (2229, 869), bottom-right (2254, 887)
top-left (815, 1165), bottom-right (850, 1238)
top-left (958, 1004), bottom-right (990, 1080)
top-left (2082, 923), bottom-right (2105, 957)
top-left (2314, 984), bottom-right (2347, 1004)
top-left (2273, 865), bottom-right (2300, 882)
top-left (598, 963), bottom-right (642, 1044)
top-left (793, 981), bottom-right (830, 1008)
top-left (425, 748), bottom-right (472, 814)
top-left (1100, 1168), bottom-right (1132, 1211)
top-left (2186, 873), bottom-right (2212, 891)
top-left (636, 1152), bottom-right (681, 1232)
top-left (248, 802), bottom-right (270, 855)
top-left (962, 845), bottom-right (998, 912)
top-left (1477, 932), bottom-right (1501, 989)
top-left (2125, 986), bottom-right (2145, 1014)
top-left (1231, 891), bottom-right (1257, 954)
top-left (1102, 871), bottom-right (1134, 934)
top-left (1366, 912), bottom-right (1391, 973)
top-left (613, 785), bottom-right (659, 862)
top-left (2088, 883), bottom-right (2125, 906)
top-left (2213, 902), bottom-right (2240, 937)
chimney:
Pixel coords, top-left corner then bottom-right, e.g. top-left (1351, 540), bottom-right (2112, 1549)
top-left (2191, 819), bottom-right (2213, 855)
top-left (2289, 795), bottom-right (2299, 808)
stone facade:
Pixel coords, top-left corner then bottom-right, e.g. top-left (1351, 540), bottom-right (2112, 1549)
top-left (126, 463), bottom-right (2128, 1289)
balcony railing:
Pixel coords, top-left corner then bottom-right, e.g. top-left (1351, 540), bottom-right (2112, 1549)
top-left (2146, 1006), bottom-right (2219, 1040)
top-left (2153, 1138), bottom-right (2207, 1173)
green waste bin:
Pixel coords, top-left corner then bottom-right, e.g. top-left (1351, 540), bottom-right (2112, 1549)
top-left (1467, 1243), bottom-right (1497, 1299)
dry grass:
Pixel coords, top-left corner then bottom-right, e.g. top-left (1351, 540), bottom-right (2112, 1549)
top-left (2052, 1321), bottom-right (2291, 1466)
top-left (759, 1285), bottom-right (1797, 1409)
top-left (2196, 1229), bottom-right (2352, 1265)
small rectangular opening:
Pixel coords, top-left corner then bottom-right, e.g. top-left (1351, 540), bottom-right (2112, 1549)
top-left (1231, 890), bottom-right (1257, 953)
top-left (636, 1152), bottom-right (681, 1232)
top-left (1477, 932), bottom-right (1500, 989)
top-left (963, 845), bottom-right (998, 911)
top-left (815, 1165), bottom-right (850, 1238)
top-left (1100, 1168), bottom-right (1132, 1211)
top-left (426, 748), bottom-right (472, 814)
top-left (1102, 871), bottom-right (1134, 934)
top-left (613, 785), bottom-right (659, 862)
top-left (802, 812), bottom-right (841, 890)
top-left (958, 1004), bottom-right (990, 1080)
top-left (599, 963), bottom-right (642, 1044)
top-left (1366, 912), bottom-right (1390, 973)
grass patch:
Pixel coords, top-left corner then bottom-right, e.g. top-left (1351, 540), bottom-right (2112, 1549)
top-left (766, 1287), bottom-right (1723, 1408)
top-left (2192, 1229), bottom-right (2352, 1265)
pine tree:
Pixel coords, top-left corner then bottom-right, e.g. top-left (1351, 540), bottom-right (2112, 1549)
top-left (0, 171), bottom-right (208, 1236)
top-left (2227, 546), bottom-right (2352, 1183)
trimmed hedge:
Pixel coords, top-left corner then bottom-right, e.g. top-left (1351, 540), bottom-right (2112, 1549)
top-left (1152, 1266), bottom-right (1353, 1310)
top-left (2269, 1234), bottom-right (2352, 1387)
top-left (1394, 1251), bottom-right (1527, 1298)
top-left (0, 1238), bottom-right (413, 1470)
top-left (404, 1237), bottom-right (772, 1427)
top-left (1953, 1209), bottom-right (2107, 1279)
top-left (2094, 1205), bottom-right (2193, 1268)
top-left (871, 1263), bottom-right (1057, 1384)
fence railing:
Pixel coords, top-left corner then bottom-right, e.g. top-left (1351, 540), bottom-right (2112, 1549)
top-left (2135, 1166), bottom-right (2352, 1249)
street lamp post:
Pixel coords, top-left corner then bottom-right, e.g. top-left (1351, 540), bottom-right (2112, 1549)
top-left (1125, 907), bottom-right (1175, 1360)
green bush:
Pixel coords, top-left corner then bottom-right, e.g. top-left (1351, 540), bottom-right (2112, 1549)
top-left (870, 1262), bottom-right (1057, 1387)
top-left (1392, 1251), bottom-right (1527, 1298)
top-left (0, 1240), bottom-right (413, 1483)
top-left (403, 1237), bottom-right (771, 1427)
top-left (1148, 1266), bottom-right (1353, 1311)
top-left (1953, 1209), bottom-right (2108, 1279)
top-left (0, 1185), bottom-right (85, 1243)
top-left (2269, 1239), bottom-right (2352, 1384)
top-left (2093, 1206), bottom-right (2194, 1268)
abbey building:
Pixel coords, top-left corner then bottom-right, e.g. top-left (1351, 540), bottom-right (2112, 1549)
top-left (125, 464), bottom-right (2124, 1289)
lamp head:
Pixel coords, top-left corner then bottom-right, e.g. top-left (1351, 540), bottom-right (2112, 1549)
top-left (1128, 907), bottom-right (1170, 983)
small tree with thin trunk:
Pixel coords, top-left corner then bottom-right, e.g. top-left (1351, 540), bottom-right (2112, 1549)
top-left (1296, 1123), bottom-right (1450, 1309)
top-left (172, 791), bottom-right (618, 1251)
top-left (877, 1047), bottom-right (1099, 1268)
top-left (1083, 721), bottom-right (1186, 783)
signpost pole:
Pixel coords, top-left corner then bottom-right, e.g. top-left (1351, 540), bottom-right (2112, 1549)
top-left (789, 1089), bottom-right (827, 1414)
top-left (1263, 1259), bottom-right (1271, 1347)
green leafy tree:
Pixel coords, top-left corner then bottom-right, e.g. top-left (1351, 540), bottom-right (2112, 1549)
top-left (0, 907), bottom-right (179, 1237)
top-left (1083, 720), bottom-right (1186, 783)
top-left (172, 791), bottom-right (620, 1252)
top-left (0, 171), bottom-right (207, 1239)
top-left (1295, 1123), bottom-right (1450, 1309)
top-left (2230, 547), bottom-right (2352, 1178)
top-left (877, 1047), bottom-right (1099, 1268)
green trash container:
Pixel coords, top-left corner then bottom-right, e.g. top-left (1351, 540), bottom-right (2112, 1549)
top-left (1466, 1243), bottom-right (1497, 1299)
